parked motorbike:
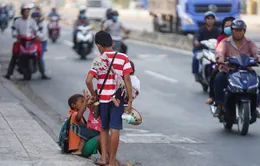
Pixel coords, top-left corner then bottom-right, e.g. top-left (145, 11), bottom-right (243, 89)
top-left (0, 13), bottom-right (8, 32)
top-left (195, 39), bottom-right (217, 92)
top-left (210, 54), bottom-right (259, 135)
top-left (17, 35), bottom-right (38, 80)
top-left (75, 25), bottom-right (94, 59)
top-left (48, 16), bottom-right (60, 42)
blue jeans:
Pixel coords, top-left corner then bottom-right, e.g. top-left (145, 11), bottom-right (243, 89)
top-left (41, 41), bottom-right (47, 57)
top-left (192, 50), bottom-right (201, 74)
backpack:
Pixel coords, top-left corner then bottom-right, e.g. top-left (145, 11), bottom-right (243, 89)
top-left (58, 116), bottom-right (72, 154)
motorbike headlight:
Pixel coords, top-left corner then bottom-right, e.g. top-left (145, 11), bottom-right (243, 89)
top-left (248, 84), bottom-right (258, 93)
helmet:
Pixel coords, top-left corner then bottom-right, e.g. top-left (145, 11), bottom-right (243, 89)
top-left (231, 19), bottom-right (247, 30)
top-left (20, 4), bottom-right (31, 13)
top-left (79, 5), bottom-right (86, 13)
top-left (112, 10), bottom-right (119, 16)
top-left (106, 8), bottom-right (113, 19)
top-left (204, 11), bottom-right (215, 19)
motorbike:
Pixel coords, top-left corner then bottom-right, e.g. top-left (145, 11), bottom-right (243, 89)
top-left (210, 54), bottom-right (259, 135)
top-left (17, 35), bottom-right (38, 80)
top-left (75, 25), bottom-right (94, 59)
top-left (0, 13), bottom-right (8, 32)
top-left (48, 16), bottom-right (60, 42)
top-left (195, 39), bottom-right (217, 92)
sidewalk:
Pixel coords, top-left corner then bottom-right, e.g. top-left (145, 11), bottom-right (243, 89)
top-left (0, 79), bottom-right (95, 166)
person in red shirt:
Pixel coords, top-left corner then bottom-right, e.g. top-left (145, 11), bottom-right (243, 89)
top-left (205, 16), bottom-right (235, 105)
top-left (86, 31), bottom-right (133, 166)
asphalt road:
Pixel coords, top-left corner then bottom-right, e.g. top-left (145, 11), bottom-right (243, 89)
top-left (1, 25), bottom-right (260, 166)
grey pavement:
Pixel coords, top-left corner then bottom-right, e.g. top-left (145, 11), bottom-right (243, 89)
top-left (1, 22), bottom-right (260, 166)
top-left (0, 32), bottom-right (95, 165)
top-left (0, 79), bottom-right (95, 166)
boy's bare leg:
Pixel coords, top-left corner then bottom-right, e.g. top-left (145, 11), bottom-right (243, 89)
top-left (71, 139), bottom-right (85, 155)
top-left (96, 129), bottom-right (109, 164)
top-left (106, 135), bottom-right (121, 165)
top-left (109, 129), bottom-right (120, 166)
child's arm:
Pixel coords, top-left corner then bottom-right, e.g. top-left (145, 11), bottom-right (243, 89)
top-left (76, 90), bottom-right (90, 122)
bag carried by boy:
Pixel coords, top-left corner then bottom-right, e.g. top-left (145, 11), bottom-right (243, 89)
top-left (93, 52), bottom-right (117, 119)
top-left (58, 116), bottom-right (72, 154)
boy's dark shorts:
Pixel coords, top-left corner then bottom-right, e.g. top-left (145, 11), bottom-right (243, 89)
top-left (99, 93), bottom-right (124, 130)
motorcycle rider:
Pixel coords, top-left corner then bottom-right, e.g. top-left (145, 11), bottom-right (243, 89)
top-left (214, 19), bottom-right (260, 117)
top-left (0, 3), bottom-right (9, 27)
top-left (103, 10), bottom-right (129, 52)
top-left (4, 4), bottom-right (50, 80)
top-left (205, 16), bottom-right (235, 105)
top-left (47, 7), bottom-right (60, 37)
top-left (72, 7), bottom-right (90, 49)
top-left (192, 11), bottom-right (220, 82)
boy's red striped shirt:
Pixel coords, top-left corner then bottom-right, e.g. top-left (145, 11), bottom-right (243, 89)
top-left (88, 50), bottom-right (133, 103)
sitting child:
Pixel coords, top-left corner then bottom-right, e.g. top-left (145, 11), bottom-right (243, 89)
top-left (68, 91), bottom-right (99, 155)
top-left (111, 60), bottom-right (140, 106)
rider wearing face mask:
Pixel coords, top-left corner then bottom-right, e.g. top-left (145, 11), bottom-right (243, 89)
top-left (103, 10), bottom-right (129, 51)
top-left (205, 16), bottom-right (235, 105)
top-left (213, 19), bottom-right (260, 117)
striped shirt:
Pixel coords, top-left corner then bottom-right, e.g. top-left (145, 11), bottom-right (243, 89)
top-left (88, 50), bottom-right (133, 103)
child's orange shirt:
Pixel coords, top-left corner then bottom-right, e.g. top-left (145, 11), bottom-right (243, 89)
top-left (68, 110), bottom-right (84, 151)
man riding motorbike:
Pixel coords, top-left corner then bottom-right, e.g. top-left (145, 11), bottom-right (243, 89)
top-left (47, 7), bottom-right (60, 37)
top-left (213, 19), bottom-right (260, 117)
top-left (4, 4), bottom-right (50, 80)
top-left (103, 10), bottom-right (129, 52)
top-left (192, 11), bottom-right (220, 82)
top-left (72, 7), bottom-right (90, 49)
top-left (205, 16), bottom-right (235, 105)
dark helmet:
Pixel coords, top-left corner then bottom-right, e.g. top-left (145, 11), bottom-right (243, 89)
top-left (112, 10), bottom-right (119, 16)
top-left (204, 11), bottom-right (215, 20)
top-left (106, 8), bottom-right (113, 19)
top-left (231, 19), bottom-right (247, 30)
top-left (31, 11), bottom-right (40, 18)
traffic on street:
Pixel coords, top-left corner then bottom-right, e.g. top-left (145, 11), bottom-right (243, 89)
top-left (1, 0), bottom-right (260, 166)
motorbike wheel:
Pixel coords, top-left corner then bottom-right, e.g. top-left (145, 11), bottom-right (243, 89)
top-left (223, 119), bottom-right (233, 130)
top-left (52, 38), bottom-right (57, 43)
top-left (237, 102), bottom-right (250, 136)
top-left (23, 73), bottom-right (31, 80)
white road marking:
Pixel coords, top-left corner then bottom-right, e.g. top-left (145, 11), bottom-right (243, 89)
top-left (120, 128), bottom-right (202, 144)
top-left (144, 70), bottom-right (178, 83)
top-left (137, 54), bottom-right (168, 60)
top-left (63, 40), bottom-right (74, 47)
top-left (172, 144), bottom-right (205, 156)
top-left (44, 56), bottom-right (69, 60)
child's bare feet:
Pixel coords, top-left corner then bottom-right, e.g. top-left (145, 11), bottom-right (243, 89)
top-left (71, 150), bottom-right (82, 155)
